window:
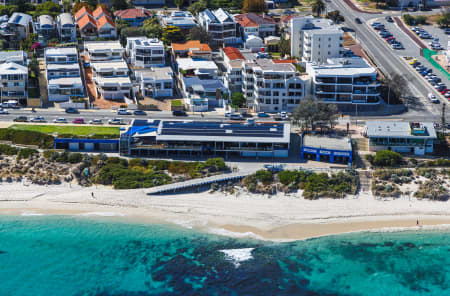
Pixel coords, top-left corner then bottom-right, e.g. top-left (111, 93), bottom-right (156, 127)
top-left (164, 82), bottom-right (172, 88)
top-left (273, 99), bottom-right (279, 104)
top-left (273, 91), bottom-right (279, 96)
top-left (328, 37), bottom-right (331, 41)
top-left (265, 99), bottom-right (271, 104)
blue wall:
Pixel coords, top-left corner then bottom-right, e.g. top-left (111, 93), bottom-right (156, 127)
top-left (301, 146), bottom-right (352, 164)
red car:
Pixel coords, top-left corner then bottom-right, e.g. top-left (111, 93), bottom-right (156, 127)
top-left (72, 118), bottom-right (84, 124)
top-left (440, 89), bottom-right (448, 94)
top-left (386, 36), bottom-right (395, 41)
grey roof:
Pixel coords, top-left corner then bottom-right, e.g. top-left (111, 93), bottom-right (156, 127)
top-left (0, 62), bottom-right (27, 74)
top-left (58, 13), bottom-right (74, 26)
top-left (366, 121), bottom-right (437, 139)
top-left (45, 47), bottom-right (78, 56)
top-left (0, 50), bottom-right (26, 64)
top-left (302, 134), bottom-right (352, 151)
top-left (8, 13), bottom-right (32, 27)
top-left (135, 67), bottom-right (173, 80)
top-left (251, 58), bottom-right (296, 72)
top-left (201, 8), bottom-right (234, 24)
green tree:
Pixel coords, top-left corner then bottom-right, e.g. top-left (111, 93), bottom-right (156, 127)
top-left (143, 18), bottom-right (162, 39)
top-left (119, 26), bottom-right (143, 46)
top-left (187, 26), bottom-right (211, 43)
top-left (326, 10), bottom-right (344, 23)
top-left (370, 150), bottom-right (403, 167)
top-left (33, 1), bottom-right (61, 17)
top-left (112, 0), bottom-right (129, 10)
top-left (437, 8), bottom-right (450, 28)
top-left (242, 0), bottom-right (267, 13)
top-left (62, 0), bottom-right (72, 13)
top-left (10, 0), bottom-right (33, 13)
top-left (115, 18), bottom-right (130, 35)
top-left (174, 0), bottom-right (184, 9)
top-left (162, 25), bottom-right (185, 44)
top-left (279, 38), bottom-right (290, 57)
top-left (291, 96), bottom-right (318, 130)
top-left (312, 0), bottom-right (326, 17)
top-left (28, 55), bottom-right (39, 77)
top-left (230, 92), bottom-right (246, 108)
top-left (188, 0), bottom-right (207, 15)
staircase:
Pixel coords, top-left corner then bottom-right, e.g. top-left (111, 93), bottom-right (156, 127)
top-left (354, 137), bottom-right (369, 151)
top-left (358, 171), bottom-right (371, 193)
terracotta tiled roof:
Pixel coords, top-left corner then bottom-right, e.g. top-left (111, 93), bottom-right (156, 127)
top-left (96, 15), bottom-right (115, 29)
top-left (114, 8), bottom-right (152, 19)
top-left (93, 6), bottom-right (112, 20)
top-left (235, 13), bottom-right (275, 28)
top-left (273, 59), bottom-right (298, 64)
top-left (75, 6), bottom-right (92, 21)
top-left (223, 47), bottom-right (244, 60)
top-left (78, 14), bottom-right (96, 30)
top-left (280, 15), bottom-right (295, 24)
top-left (171, 40), bottom-right (211, 52)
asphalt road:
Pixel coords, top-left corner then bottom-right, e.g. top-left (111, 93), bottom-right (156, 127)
top-left (328, 0), bottom-right (450, 121)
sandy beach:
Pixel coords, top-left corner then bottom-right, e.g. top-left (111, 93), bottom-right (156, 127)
top-left (0, 182), bottom-right (449, 241)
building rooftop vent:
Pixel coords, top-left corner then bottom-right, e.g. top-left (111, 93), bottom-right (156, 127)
top-left (225, 129), bottom-right (232, 134)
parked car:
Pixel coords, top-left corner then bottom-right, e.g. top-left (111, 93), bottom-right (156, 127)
top-left (385, 16), bottom-right (394, 22)
top-left (230, 114), bottom-right (243, 120)
top-left (0, 108), bottom-right (9, 114)
top-left (224, 112), bottom-right (231, 117)
top-left (278, 111), bottom-right (288, 120)
top-left (172, 110), bottom-right (187, 116)
top-left (53, 117), bottom-right (68, 123)
top-left (371, 22), bottom-right (382, 27)
top-left (108, 118), bottom-right (125, 125)
top-left (428, 93), bottom-right (439, 103)
top-left (355, 17), bottom-right (362, 24)
top-left (30, 116), bottom-right (46, 123)
top-left (445, 92), bottom-right (450, 98)
top-left (409, 58), bottom-right (418, 65)
top-left (264, 164), bottom-right (284, 172)
top-left (133, 110), bottom-right (147, 116)
top-left (65, 108), bottom-right (78, 114)
top-left (13, 116), bottom-right (27, 122)
top-left (445, 28), bottom-right (450, 34)
top-left (392, 43), bottom-right (404, 49)
top-left (117, 109), bottom-right (131, 115)
top-left (257, 112), bottom-right (270, 118)
top-left (89, 119), bottom-right (103, 125)
top-left (72, 118), bottom-right (85, 124)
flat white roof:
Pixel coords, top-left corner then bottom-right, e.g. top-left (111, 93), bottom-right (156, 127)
top-left (46, 63), bottom-right (80, 70)
top-left (48, 76), bottom-right (82, 85)
top-left (84, 41), bottom-right (123, 51)
top-left (92, 60), bottom-right (128, 70)
top-left (45, 47), bottom-right (77, 55)
top-left (303, 134), bottom-right (352, 151)
top-left (366, 121), bottom-right (437, 139)
top-left (0, 62), bottom-right (27, 74)
top-left (135, 67), bottom-right (173, 80)
top-left (177, 58), bottom-right (218, 71)
top-left (97, 76), bottom-right (132, 86)
top-left (308, 57), bottom-right (376, 76)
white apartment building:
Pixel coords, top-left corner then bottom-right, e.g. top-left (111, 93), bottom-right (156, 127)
top-left (290, 16), bottom-right (344, 63)
top-left (0, 50), bottom-right (27, 65)
top-left (45, 47), bottom-right (84, 102)
top-left (84, 41), bottom-right (124, 61)
top-left (0, 62), bottom-right (28, 102)
top-left (243, 59), bottom-right (310, 112)
top-left (198, 8), bottom-right (240, 46)
top-left (126, 37), bottom-right (165, 68)
top-left (221, 47), bottom-right (244, 93)
top-left (91, 60), bottom-right (132, 100)
top-left (57, 13), bottom-right (76, 43)
top-left (159, 11), bottom-right (197, 30)
top-left (306, 57), bottom-right (381, 108)
top-left (135, 67), bottom-right (174, 98)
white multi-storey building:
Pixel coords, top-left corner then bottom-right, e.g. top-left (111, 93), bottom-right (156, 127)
top-left (84, 41), bottom-right (124, 61)
top-left (45, 47), bottom-right (84, 102)
top-left (306, 57), bottom-right (381, 109)
top-left (290, 16), bottom-right (344, 63)
top-left (91, 60), bottom-right (132, 100)
top-left (243, 59), bottom-right (310, 112)
top-left (57, 13), bottom-right (76, 43)
top-left (198, 8), bottom-right (240, 46)
top-left (0, 62), bottom-right (27, 103)
top-left (221, 47), bottom-right (244, 93)
top-left (126, 37), bottom-right (165, 68)
top-left (0, 50), bottom-right (27, 66)
top-left (135, 67), bottom-right (174, 98)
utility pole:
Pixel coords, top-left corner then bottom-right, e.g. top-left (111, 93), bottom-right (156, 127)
top-left (441, 104), bottom-right (446, 133)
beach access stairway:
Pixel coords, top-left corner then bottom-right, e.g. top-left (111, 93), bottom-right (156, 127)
top-left (146, 172), bottom-right (251, 195)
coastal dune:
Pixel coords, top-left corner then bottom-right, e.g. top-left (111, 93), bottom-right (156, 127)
top-left (0, 182), bottom-right (449, 241)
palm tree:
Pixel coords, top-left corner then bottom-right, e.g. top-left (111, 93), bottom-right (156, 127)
top-left (312, 0), bottom-right (326, 17)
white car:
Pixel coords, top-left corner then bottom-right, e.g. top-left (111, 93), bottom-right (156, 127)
top-left (108, 118), bottom-right (125, 125)
top-left (428, 93), bottom-right (439, 103)
top-left (117, 109), bottom-right (131, 115)
top-left (53, 117), bottom-right (68, 123)
top-left (0, 108), bottom-right (9, 114)
top-left (89, 119), bottom-right (103, 125)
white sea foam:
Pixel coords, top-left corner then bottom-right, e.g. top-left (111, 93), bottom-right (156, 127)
top-left (366, 224), bottom-right (450, 233)
top-left (208, 227), bottom-right (264, 240)
top-left (21, 212), bottom-right (45, 216)
top-left (220, 248), bottom-right (254, 267)
top-left (78, 212), bottom-right (126, 217)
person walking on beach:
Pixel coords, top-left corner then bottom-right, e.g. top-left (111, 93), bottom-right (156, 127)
top-left (416, 219), bottom-right (419, 226)
top-left (91, 192), bottom-right (95, 199)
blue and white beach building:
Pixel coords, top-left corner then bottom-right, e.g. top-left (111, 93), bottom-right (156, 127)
top-left (120, 120), bottom-right (291, 159)
top-left (300, 133), bottom-right (353, 165)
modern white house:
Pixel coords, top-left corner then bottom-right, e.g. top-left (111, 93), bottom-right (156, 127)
top-left (84, 41), bottom-right (124, 61)
top-left (243, 59), bottom-right (310, 112)
top-left (198, 8), bottom-right (240, 46)
top-left (91, 60), bottom-right (132, 100)
top-left (290, 16), bottom-right (344, 63)
top-left (244, 35), bottom-right (265, 52)
top-left (159, 10), bottom-right (196, 30)
top-left (126, 37), bottom-right (165, 68)
top-left (0, 62), bottom-right (28, 103)
top-left (306, 57), bottom-right (381, 108)
top-left (0, 12), bottom-right (33, 48)
top-left (135, 67), bottom-right (174, 98)
top-left (35, 15), bottom-right (56, 46)
top-left (56, 13), bottom-right (76, 43)
top-left (234, 13), bottom-right (276, 39)
top-left (365, 121), bottom-right (437, 155)
top-left (45, 47), bottom-right (84, 102)
top-left (177, 58), bottom-right (227, 111)
top-left (0, 50), bottom-right (27, 66)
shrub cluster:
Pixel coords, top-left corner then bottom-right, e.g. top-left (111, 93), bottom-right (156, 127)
top-left (302, 170), bottom-right (358, 199)
top-left (0, 129), bottom-right (54, 149)
top-left (373, 169), bottom-right (413, 184)
top-left (366, 150), bottom-right (403, 167)
top-left (0, 144), bottom-right (18, 155)
top-left (414, 180), bottom-right (448, 201)
top-left (420, 159), bottom-right (450, 167)
top-left (44, 150), bottom-right (85, 164)
top-left (17, 148), bottom-right (38, 160)
top-left (372, 181), bottom-right (402, 198)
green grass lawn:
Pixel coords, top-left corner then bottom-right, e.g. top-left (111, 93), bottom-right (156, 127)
top-left (9, 124), bottom-right (120, 136)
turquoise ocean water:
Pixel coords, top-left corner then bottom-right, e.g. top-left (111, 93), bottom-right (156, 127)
top-left (0, 215), bottom-right (449, 296)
